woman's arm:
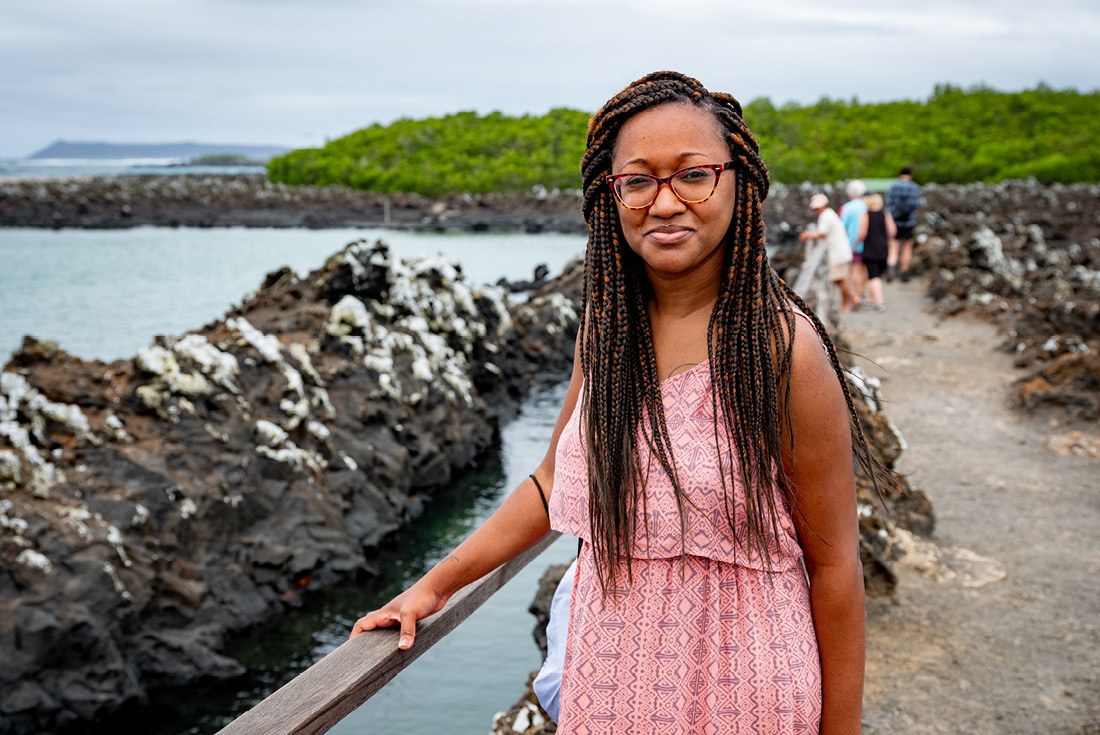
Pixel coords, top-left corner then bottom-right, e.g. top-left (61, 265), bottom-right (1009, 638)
top-left (780, 322), bottom-right (865, 735)
top-left (350, 337), bottom-right (585, 649)
top-left (857, 212), bottom-right (869, 245)
top-left (885, 211), bottom-right (897, 239)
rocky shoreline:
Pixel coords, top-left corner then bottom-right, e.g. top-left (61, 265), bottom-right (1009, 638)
top-left (0, 172), bottom-right (811, 246)
top-left (911, 181), bottom-right (1100, 427)
top-left (0, 242), bottom-right (583, 735)
top-left (0, 173), bottom-right (589, 233)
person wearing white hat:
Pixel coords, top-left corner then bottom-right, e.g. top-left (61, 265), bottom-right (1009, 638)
top-left (800, 193), bottom-right (858, 311)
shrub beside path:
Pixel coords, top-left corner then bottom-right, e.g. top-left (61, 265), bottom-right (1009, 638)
top-left (841, 279), bottom-right (1100, 734)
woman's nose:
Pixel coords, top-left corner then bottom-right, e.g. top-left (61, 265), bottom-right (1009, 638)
top-left (648, 182), bottom-right (686, 216)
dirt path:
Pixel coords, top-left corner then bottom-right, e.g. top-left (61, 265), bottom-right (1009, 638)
top-left (838, 279), bottom-right (1100, 734)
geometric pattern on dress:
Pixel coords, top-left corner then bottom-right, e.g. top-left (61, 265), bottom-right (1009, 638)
top-left (549, 361), bottom-right (822, 733)
top-left (557, 549), bottom-right (822, 734)
top-left (550, 361), bottom-right (804, 572)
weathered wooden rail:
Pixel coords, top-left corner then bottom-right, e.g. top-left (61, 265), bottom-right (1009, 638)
top-left (217, 531), bottom-right (560, 735)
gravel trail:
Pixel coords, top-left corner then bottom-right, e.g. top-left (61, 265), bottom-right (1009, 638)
top-left (842, 278), bottom-right (1100, 735)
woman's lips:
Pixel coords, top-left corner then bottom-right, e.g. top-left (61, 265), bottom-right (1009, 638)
top-left (647, 226), bottom-right (691, 245)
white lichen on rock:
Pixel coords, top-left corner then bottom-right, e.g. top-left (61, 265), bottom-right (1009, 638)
top-left (106, 524), bottom-right (131, 567)
top-left (103, 413), bottom-right (131, 442)
top-left (227, 316), bottom-right (284, 364)
top-left (255, 420), bottom-right (288, 447)
top-left (57, 505), bottom-right (94, 540)
top-left (16, 549), bottom-right (53, 574)
top-left (136, 345), bottom-right (214, 397)
top-left (1, 499), bottom-right (30, 544)
top-left (228, 317), bottom-right (331, 430)
top-left (172, 334), bottom-right (241, 393)
top-left (327, 295), bottom-right (372, 338)
top-left (288, 343), bottom-right (326, 390)
top-left (528, 291), bottom-right (578, 336)
top-left (179, 498), bottom-right (198, 519)
top-left (131, 503), bottom-right (150, 527)
top-left (103, 561), bottom-right (134, 602)
top-left (846, 366), bottom-right (908, 452)
top-left (327, 251), bottom-right (491, 406)
top-left (254, 419), bottom-right (325, 473)
top-left (0, 371), bottom-right (84, 496)
top-left (0, 450), bottom-right (21, 485)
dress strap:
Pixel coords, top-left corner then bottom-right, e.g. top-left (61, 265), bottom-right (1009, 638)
top-left (778, 305), bottom-right (829, 354)
top-left (530, 474), bottom-right (550, 518)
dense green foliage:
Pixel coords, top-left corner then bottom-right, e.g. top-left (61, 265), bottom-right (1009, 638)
top-left (267, 84), bottom-right (1100, 194)
top-left (268, 109), bottom-right (590, 196)
top-left (746, 83), bottom-right (1100, 184)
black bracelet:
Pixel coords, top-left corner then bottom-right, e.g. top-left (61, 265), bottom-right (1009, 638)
top-left (529, 473), bottom-right (549, 518)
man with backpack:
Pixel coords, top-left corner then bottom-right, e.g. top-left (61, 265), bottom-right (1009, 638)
top-left (885, 166), bottom-right (922, 282)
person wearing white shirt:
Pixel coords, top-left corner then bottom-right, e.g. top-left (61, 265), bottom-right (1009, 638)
top-left (800, 193), bottom-right (858, 311)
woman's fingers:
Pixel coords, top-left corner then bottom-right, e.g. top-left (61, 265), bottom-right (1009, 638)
top-left (348, 609), bottom-right (398, 639)
top-left (398, 610), bottom-right (417, 650)
top-left (348, 585), bottom-right (448, 648)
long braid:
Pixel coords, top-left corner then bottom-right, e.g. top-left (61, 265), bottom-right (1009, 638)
top-left (579, 71), bottom-right (887, 596)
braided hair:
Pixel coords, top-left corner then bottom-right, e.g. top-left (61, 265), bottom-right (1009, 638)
top-left (578, 70), bottom-right (884, 595)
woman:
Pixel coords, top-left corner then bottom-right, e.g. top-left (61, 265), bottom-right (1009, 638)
top-left (840, 179), bottom-right (870, 305)
top-left (858, 193), bottom-right (897, 311)
top-left (351, 71), bottom-right (886, 734)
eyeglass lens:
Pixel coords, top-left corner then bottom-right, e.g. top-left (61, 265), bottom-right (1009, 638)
top-left (614, 167), bottom-right (718, 208)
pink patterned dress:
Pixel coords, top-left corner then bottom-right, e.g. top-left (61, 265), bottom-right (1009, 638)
top-left (549, 360), bottom-right (822, 734)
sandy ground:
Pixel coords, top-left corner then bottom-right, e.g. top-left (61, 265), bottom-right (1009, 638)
top-left (840, 279), bottom-right (1100, 734)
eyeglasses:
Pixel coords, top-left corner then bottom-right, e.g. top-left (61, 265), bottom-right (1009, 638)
top-left (606, 161), bottom-right (736, 210)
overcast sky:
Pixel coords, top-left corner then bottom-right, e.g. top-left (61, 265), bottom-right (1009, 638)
top-left (2, 0), bottom-right (1098, 158)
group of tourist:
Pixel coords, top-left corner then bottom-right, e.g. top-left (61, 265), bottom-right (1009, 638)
top-left (800, 168), bottom-right (923, 312)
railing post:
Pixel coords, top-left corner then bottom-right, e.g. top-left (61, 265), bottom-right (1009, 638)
top-left (792, 232), bottom-right (834, 333)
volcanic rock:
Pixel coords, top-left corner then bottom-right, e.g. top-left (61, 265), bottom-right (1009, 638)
top-left (904, 180), bottom-right (1100, 422)
top-left (0, 241), bottom-right (581, 735)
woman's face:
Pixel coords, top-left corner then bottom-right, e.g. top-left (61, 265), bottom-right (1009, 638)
top-left (610, 102), bottom-right (736, 285)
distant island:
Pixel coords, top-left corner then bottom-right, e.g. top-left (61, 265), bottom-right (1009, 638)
top-left (28, 140), bottom-right (289, 161)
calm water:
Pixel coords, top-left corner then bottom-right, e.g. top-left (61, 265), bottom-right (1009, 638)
top-left (1, 225), bottom-right (586, 733)
top-left (0, 157), bottom-right (267, 179)
top-left (0, 227), bottom-right (584, 362)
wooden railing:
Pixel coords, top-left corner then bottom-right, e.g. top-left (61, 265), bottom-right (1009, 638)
top-left (217, 531), bottom-right (561, 735)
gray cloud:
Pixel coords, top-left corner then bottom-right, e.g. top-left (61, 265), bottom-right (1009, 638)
top-left (2, 0), bottom-right (1097, 157)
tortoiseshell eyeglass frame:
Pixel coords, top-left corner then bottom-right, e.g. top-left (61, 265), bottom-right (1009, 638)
top-left (606, 161), bottom-right (736, 210)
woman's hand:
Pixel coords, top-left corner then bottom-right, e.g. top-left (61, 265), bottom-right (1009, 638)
top-left (349, 579), bottom-right (451, 650)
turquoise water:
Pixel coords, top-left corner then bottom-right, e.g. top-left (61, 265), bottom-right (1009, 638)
top-left (0, 227), bottom-right (585, 363)
top-left (0, 158), bottom-right (267, 179)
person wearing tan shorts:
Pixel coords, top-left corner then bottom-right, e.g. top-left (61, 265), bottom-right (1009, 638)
top-left (801, 193), bottom-right (858, 311)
